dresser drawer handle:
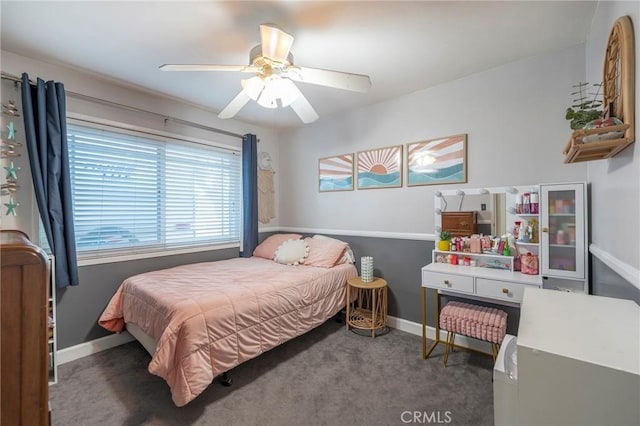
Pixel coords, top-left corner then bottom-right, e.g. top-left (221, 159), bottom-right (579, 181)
top-left (502, 288), bottom-right (509, 294)
top-left (444, 280), bottom-right (450, 286)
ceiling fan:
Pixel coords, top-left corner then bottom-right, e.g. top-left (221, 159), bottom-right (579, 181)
top-left (160, 24), bottom-right (372, 124)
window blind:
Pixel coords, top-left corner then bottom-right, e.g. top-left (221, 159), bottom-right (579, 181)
top-left (67, 123), bottom-right (241, 255)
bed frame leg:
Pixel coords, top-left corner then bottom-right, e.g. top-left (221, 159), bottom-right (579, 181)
top-left (219, 372), bottom-right (233, 387)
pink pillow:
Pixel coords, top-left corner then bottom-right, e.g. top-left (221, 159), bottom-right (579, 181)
top-left (253, 234), bottom-right (302, 259)
top-left (304, 237), bottom-right (347, 268)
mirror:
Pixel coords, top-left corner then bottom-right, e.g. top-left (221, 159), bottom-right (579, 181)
top-left (435, 188), bottom-right (507, 237)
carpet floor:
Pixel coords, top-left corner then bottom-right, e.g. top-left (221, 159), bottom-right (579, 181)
top-left (50, 320), bottom-right (494, 426)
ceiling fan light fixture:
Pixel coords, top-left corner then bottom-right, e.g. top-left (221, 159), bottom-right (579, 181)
top-left (259, 24), bottom-right (294, 63)
top-left (271, 78), bottom-right (300, 107)
top-left (166, 23), bottom-right (371, 123)
top-left (257, 80), bottom-right (278, 108)
top-left (241, 76), bottom-right (265, 101)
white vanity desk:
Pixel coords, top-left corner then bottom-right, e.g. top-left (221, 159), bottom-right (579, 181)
top-left (421, 261), bottom-right (542, 359)
top-left (421, 183), bottom-right (588, 359)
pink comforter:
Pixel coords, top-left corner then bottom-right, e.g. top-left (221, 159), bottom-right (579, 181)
top-left (99, 257), bottom-right (357, 406)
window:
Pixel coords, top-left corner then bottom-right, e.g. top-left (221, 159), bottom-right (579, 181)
top-left (66, 122), bottom-right (241, 258)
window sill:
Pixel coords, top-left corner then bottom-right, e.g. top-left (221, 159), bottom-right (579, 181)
top-left (77, 242), bottom-right (240, 267)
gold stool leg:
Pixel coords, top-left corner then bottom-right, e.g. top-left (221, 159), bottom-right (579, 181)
top-left (443, 331), bottom-right (454, 367)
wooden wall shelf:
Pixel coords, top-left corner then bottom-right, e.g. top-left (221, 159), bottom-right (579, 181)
top-left (563, 124), bottom-right (633, 163)
top-left (563, 16), bottom-right (635, 164)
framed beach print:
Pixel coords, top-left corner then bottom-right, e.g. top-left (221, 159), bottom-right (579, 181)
top-left (357, 145), bottom-right (403, 189)
top-left (318, 153), bottom-right (354, 192)
top-left (407, 134), bottom-right (467, 186)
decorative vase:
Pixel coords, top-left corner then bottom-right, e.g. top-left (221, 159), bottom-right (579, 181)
top-left (437, 240), bottom-right (451, 251)
top-left (361, 256), bottom-right (374, 283)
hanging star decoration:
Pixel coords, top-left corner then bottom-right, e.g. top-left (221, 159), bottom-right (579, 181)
top-left (4, 197), bottom-right (18, 216)
top-left (4, 161), bottom-right (19, 180)
top-left (7, 122), bottom-right (16, 140)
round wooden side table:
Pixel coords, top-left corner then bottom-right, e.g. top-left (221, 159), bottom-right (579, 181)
top-left (346, 276), bottom-right (388, 338)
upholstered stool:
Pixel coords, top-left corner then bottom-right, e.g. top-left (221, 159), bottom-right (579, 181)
top-left (439, 301), bottom-right (507, 366)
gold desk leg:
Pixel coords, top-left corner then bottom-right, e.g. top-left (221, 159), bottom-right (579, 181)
top-left (421, 287), bottom-right (427, 358)
top-left (423, 287), bottom-right (442, 359)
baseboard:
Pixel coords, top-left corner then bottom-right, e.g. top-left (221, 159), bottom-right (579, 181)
top-left (387, 315), bottom-right (492, 354)
top-left (57, 331), bottom-right (134, 365)
top-left (57, 317), bottom-right (489, 366)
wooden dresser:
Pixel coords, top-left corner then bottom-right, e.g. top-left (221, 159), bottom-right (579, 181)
top-left (1, 230), bottom-right (49, 426)
top-left (441, 211), bottom-right (477, 237)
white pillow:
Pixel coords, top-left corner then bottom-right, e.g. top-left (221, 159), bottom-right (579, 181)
top-left (274, 239), bottom-right (310, 265)
top-left (313, 235), bottom-right (355, 264)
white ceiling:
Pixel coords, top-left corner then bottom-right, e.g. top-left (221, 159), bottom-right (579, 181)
top-left (1, 1), bottom-right (597, 129)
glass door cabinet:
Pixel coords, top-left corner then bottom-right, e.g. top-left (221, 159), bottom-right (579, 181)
top-left (540, 183), bottom-right (587, 285)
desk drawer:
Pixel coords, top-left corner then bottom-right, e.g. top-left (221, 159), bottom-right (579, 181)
top-left (476, 278), bottom-right (531, 303)
top-left (422, 271), bottom-right (474, 293)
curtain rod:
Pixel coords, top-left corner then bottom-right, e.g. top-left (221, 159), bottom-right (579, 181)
top-left (1, 71), bottom-right (245, 140)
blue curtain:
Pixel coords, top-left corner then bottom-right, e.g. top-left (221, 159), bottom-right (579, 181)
top-left (241, 133), bottom-right (258, 257)
top-left (21, 73), bottom-right (79, 288)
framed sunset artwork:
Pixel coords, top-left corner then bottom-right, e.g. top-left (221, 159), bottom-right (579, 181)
top-left (357, 145), bottom-right (403, 189)
top-left (318, 153), bottom-right (354, 192)
top-left (407, 134), bottom-right (467, 186)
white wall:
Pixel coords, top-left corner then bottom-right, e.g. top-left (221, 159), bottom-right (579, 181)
top-left (277, 44), bottom-right (589, 235)
top-left (0, 50), bottom-right (281, 235)
top-left (585, 2), bottom-right (639, 273)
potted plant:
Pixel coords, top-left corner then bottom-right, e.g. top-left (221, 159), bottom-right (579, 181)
top-left (437, 230), bottom-right (451, 251)
top-left (565, 82), bottom-right (603, 130)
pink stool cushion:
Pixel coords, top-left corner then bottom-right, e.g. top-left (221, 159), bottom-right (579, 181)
top-left (439, 301), bottom-right (507, 344)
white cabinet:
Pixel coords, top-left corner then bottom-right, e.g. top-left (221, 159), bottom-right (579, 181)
top-left (422, 268), bottom-right (475, 294)
top-left (539, 183), bottom-right (587, 285)
top-left (422, 261), bottom-right (542, 306)
top-left (506, 182), bottom-right (589, 294)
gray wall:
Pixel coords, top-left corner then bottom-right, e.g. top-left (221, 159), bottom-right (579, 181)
top-left (279, 233), bottom-right (523, 336)
top-left (56, 248), bottom-right (238, 349)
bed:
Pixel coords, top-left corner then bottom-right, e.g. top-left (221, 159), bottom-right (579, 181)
top-left (99, 248), bottom-right (357, 407)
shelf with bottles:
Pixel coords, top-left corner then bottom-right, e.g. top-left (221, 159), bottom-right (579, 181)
top-left (516, 213), bottom-right (539, 218)
top-left (549, 243), bottom-right (577, 249)
top-left (432, 249), bottom-right (514, 271)
top-left (516, 241), bottom-right (539, 248)
top-left (513, 190), bottom-right (540, 216)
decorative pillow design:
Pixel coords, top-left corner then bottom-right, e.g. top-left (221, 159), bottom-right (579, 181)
top-left (274, 239), bottom-right (310, 265)
top-left (253, 234), bottom-right (302, 259)
top-left (304, 237), bottom-right (347, 268)
top-left (312, 234), bottom-right (355, 264)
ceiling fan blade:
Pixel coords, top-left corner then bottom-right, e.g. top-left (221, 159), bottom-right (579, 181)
top-left (260, 24), bottom-right (294, 63)
top-left (289, 93), bottom-right (319, 124)
top-left (288, 67), bottom-right (371, 93)
top-left (218, 91), bottom-right (251, 119)
top-left (160, 64), bottom-right (262, 72)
